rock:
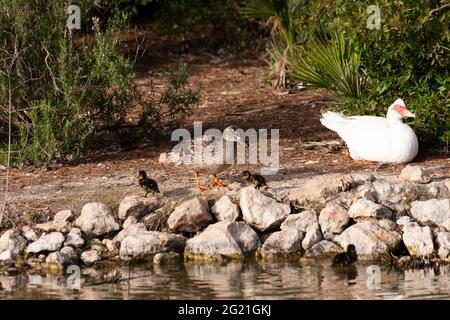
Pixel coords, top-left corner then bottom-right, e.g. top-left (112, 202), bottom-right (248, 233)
top-left (123, 216), bottom-right (138, 229)
top-left (302, 223), bottom-right (322, 250)
top-left (0, 230), bottom-right (27, 259)
top-left (399, 165), bottom-right (431, 184)
top-left (60, 246), bottom-right (78, 264)
top-left (436, 232), bottom-right (450, 259)
top-left (167, 197), bottom-right (212, 233)
top-left (0, 250), bottom-right (13, 261)
top-left (185, 221), bottom-right (260, 260)
top-left (347, 198), bottom-right (393, 220)
top-left (75, 202), bottom-right (120, 237)
top-left (153, 252), bottom-right (181, 265)
top-left (45, 251), bottom-right (65, 266)
top-left (64, 228), bottom-right (85, 248)
top-left (402, 223), bottom-right (434, 257)
top-left (444, 179), bottom-right (450, 193)
top-left (21, 226), bottom-right (38, 241)
top-left (410, 199), bottom-right (450, 231)
top-left (335, 220), bottom-right (402, 259)
top-left (102, 239), bottom-right (119, 254)
top-left (118, 195), bottom-right (159, 221)
top-left (428, 185), bottom-right (440, 197)
top-left (356, 185), bottom-right (377, 202)
top-left (371, 180), bottom-right (448, 213)
top-left (260, 229), bottom-right (304, 260)
top-left (318, 202), bottom-right (349, 235)
top-left (36, 210), bottom-right (74, 233)
top-left (211, 195), bottom-right (240, 222)
top-left (304, 240), bottom-right (344, 258)
top-left (372, 181), bottom-right (420, 210)
top-left (240, 187), bottom-right (290, 232)
top-left (114, 222), bottom-right (147, 243)
top-left (26, 232), bottom-right (65, 254)
top-left (81, 250), bottom-right (101, 266)
top-left (158, 152), bottom-right (169, 164)
top-left (119, 231), bottom-right (186, 261)
top-left (280, 211), bottom-right (318, 232)
top-left (159, 152), bottom-right (179, 164)
top-left (396, 216), bottom-right (411, 226)
top-left (289, 174), bottom-right (354, 203)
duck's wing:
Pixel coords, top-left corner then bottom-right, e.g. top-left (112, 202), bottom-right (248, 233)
top-left (171, 135), bottom-right (219, 167)
top-left (321, 111), bottom-right (391, 140)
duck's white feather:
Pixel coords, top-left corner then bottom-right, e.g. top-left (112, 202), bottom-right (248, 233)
top-left (320, 110), bottom-right (419, 163)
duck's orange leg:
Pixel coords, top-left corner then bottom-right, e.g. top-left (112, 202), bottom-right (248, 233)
top-left (211, 175), bottom-right (227, 188)
top-left (194, 171), bottom-right (209, 191)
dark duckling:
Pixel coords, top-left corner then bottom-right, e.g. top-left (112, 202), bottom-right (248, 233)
top-left (332, 244), bottom-right (358, 267)
top-left (241, 170), bottom-right (268, 190)
top-left (138, 170), bottom-right (160, 197)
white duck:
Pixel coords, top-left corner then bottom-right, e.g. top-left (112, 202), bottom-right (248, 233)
top-left (320, 98), bottom-right (419, 163)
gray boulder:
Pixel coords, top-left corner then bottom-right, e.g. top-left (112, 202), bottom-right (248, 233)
top-left (75, 202), bottom-right (120, 237)
top-left (185, 221), bottom-right (260, 260)
top-left (26, 232), bottom-right (65, 254)
top-left (402, 223), bottom-right (434, 257)
top-left (167, 197), bottom-right (212, 232)
top-left (119, 231), bottom-right (186, 261)
top-left (304, 240), bottom-right (344, 258)
top-left (64, 228), bottom-right (85, 248)
top-left (261, 229), bottom-right (304, 260)
top-left (319, 202), bottom-right (349, 235)
top-left (335, 220), bottom-right (401, 259)
top-left (410, 199), bottom-right (450, 231)
top-left (81, 250), bottom-right (101, 266)
top-left (399, 165), bottom-right (431, 184)
top-left (436, 232), bottom-right (450, 259)
top-left (289, 174), bottom-right (354, 203)
top-left (211, 195), bottom-right (240, 222)
top-left (36, 210), bottom-right (74, 233)
top-left (240, 187), bottom-right (290, 232)
top-left (302, 223), bottom-right (322, 250)
top-left (347, 198), bottom-right (393, 220)
top-left (0, 230), bottom-right (27, 259)
top-left (118, 195), bottom-right (159, 220)
top-left (280, 211), bottom-right (317, 232)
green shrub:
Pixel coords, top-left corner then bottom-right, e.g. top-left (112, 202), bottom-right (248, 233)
top-left (287, 31), bottom-right (364, 99)
top-left (0, 1), bottom-right (200, 165)
top-left (282, 0), bottom-right (449, 149)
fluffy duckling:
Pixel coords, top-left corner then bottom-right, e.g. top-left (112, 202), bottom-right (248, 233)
top-left (332, 244), bottom-right (358, 267)
top-left (138, 170), bottom-right (160, 197)
top-left (241, 170), bottom-right (268, 190)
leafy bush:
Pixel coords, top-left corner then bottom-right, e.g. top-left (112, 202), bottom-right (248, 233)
top-left (139, 60), bottom-right (201, 133)
top-left (0, 1), bottom-right (200, 166)
top-left (287, 32), bottom-right (364, 99)
top-left (280, 0), bottom-right (449, 149)
top-left (155, 0), bottom-right (260, 53)
top-left (239, 0), bottom-right (306, 88)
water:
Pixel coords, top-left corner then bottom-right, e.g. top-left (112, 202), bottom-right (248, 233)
top-left (1, 260), bottom-right (450, 300)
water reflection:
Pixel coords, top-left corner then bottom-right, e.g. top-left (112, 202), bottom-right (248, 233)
top-left (1, 260), bottom-right (450, 300)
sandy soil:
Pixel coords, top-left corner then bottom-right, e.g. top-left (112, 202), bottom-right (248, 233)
top-left (1, 28), bottom-right (449, 225)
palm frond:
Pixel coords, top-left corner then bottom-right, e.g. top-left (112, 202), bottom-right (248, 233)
top-left (287, 32), bottom-right (363, 99)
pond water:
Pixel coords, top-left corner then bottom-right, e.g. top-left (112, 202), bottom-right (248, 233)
top-left (1, 260), bottom-right (450, 300)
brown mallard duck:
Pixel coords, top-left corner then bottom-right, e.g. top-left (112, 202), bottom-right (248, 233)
top-left (172, 126), bottom-right (246, 191)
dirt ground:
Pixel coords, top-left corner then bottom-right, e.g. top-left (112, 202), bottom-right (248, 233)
top-left (1, 27), bottom-right (449, 225)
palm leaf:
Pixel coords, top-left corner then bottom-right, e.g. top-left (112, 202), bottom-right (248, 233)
top-left (287, 32), bottom-right (363, 99)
